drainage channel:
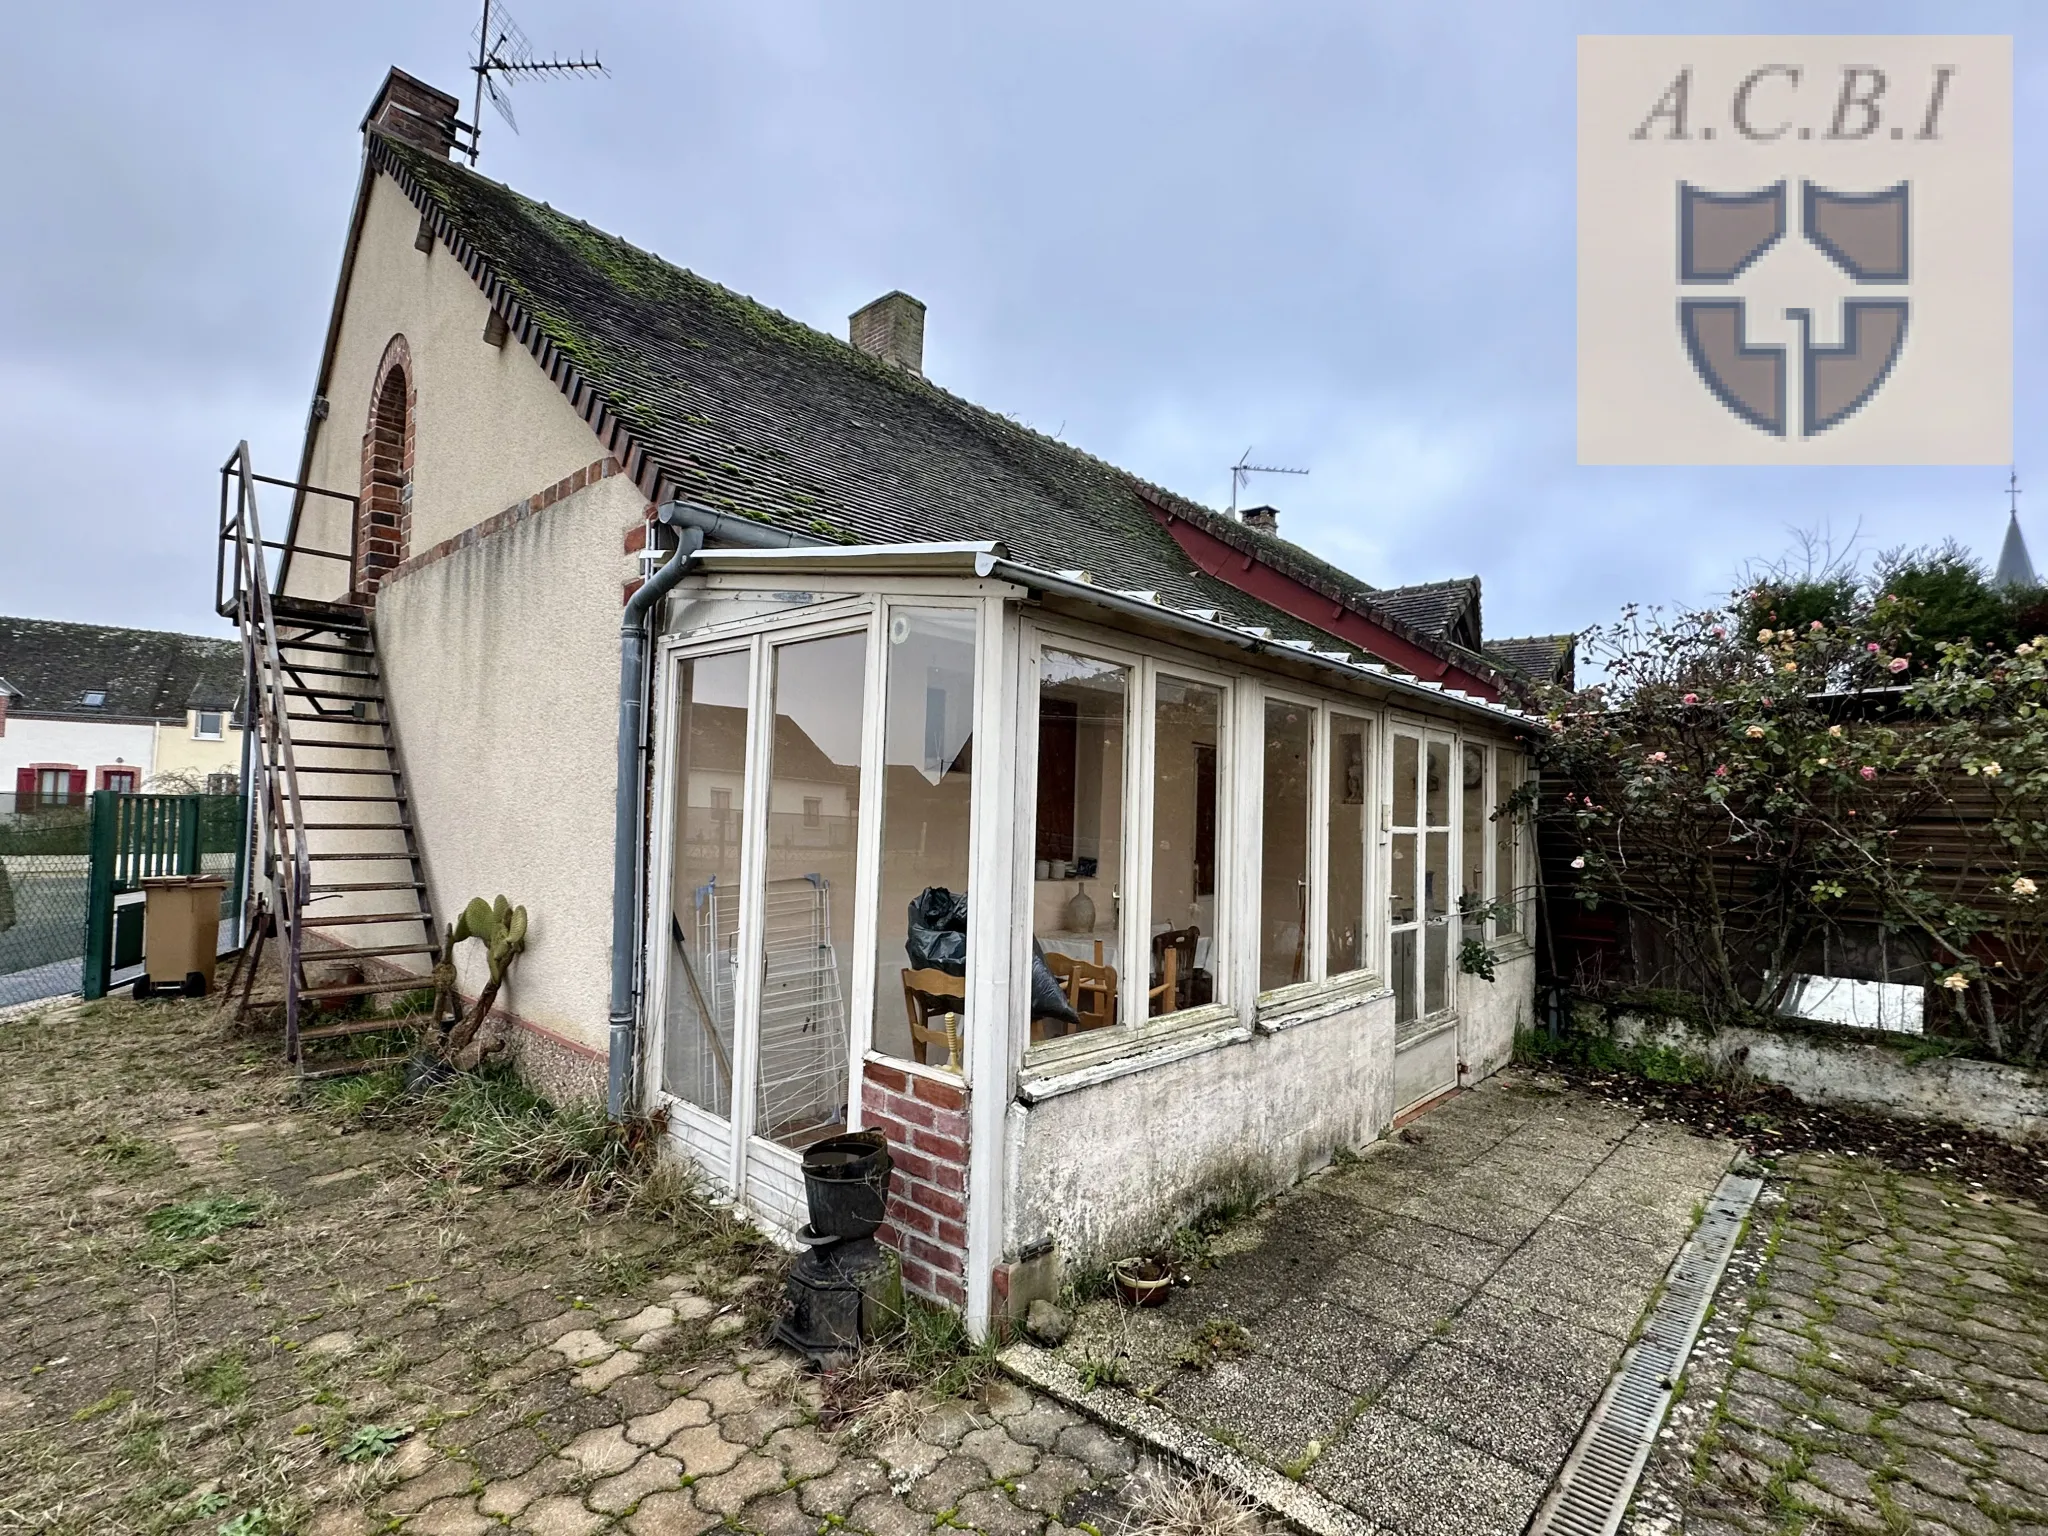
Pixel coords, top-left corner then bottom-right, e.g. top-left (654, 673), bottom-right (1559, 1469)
top-left (1528, 1170), bottom-right (1763, 1536)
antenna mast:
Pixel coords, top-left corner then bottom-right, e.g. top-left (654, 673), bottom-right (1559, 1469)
top-left (467, 0), bottom-right (606, 166)
top-left (1229, 448), bottom-right (1309, 517)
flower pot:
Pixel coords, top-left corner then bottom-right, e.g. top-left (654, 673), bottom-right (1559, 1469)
top-left (1111, 1255), bottom-right (1174, 1308)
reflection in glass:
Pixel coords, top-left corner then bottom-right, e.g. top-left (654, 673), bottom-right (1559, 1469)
top-left (663, 650), bottom-right (751, 1118)
top-left (1392, 734), bottom-right (1419, 827)
top-left (1260, 699), bottom-right (1313, 991)
top-left (875, 610), bottom-right (976, 1073)
top-left (1328, 714), bottom-right (1370, 977)
top-left (754, 632), bottom-right (867, 1149)
top-left (1389, 731), bottom-right (1422, 1024)
top-left (1462, 745), bottom-right (1488, 943)
top-left (1032, 651), bottom-right (1127, 1039)
top-left (1495, 752), bottom-right (1520, 937)
top-left (1425, 828), bottom-right (1451, 1014)
top-left (1150, 676), bottom-right (1221, 1015)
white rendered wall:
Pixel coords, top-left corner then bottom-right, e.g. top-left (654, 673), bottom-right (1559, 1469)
top-left (0, 717), bottom-right (156, 786)
top-left (1460, 948), bottom-right (1536, 1085)
top-left (1002, 990), bottom-right (1398, 1270)
top-left (289, 170), bottom-right (607, 597)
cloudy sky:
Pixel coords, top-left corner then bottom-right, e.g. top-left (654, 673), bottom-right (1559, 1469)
top-left (0, 1), bottom-right (2038, 645)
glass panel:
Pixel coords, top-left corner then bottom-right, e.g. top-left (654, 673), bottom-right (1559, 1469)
top-left (1150, 676), bottom-right (1222, 1016)
top-left (1391, 928), bottom-right (1418, 1026)
top-left (1031, 651), bottom-right (1128, 1041)
top-left (1327, 713), bottom-right (1370, 977)
top-left (1425, 740), bottom-right (1450, 828)
top-left (1425, 828), bottom-right (1450, 1014)
top-left (663, 650), bottom-right (750, 1118)
top-left (667, 588), bottom-right (830, 635)
top-left (874, 608), bottom-right (976, 1073)
top-left (754, 632), bottom-right (867, 1150)
top-left (1390, 833), bottom-right (1417, 925)
top-left (1495, 752), bottom-right (1520, 937)
top-left (1461, 745), bottom-right (1488, 942)
top-left (1392, 734), bottom-right (1419, 828)
top-left (1260, 699), bottom-right (1313, 991)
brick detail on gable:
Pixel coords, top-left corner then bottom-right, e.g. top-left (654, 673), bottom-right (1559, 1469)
top-left (862, 1061), bottom-right (969, 1309)
top-left (382, 456), bottom-right (629, 588)
top-left (356, 334), bottom-right (416, 605)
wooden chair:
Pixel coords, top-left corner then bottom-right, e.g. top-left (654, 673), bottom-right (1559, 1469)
top-left (1146, 945), bottom-right (1179, 1016)
top-left (1151, 926), bottom-right (1208, 1013)
top-left (1045, 951), bottom-right (1117, 1032)
top-left (900, 967), bottom-right (965, 1072)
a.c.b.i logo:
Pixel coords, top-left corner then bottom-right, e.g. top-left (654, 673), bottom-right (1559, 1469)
top-left (1578, 37), bottom-right (2010, 467)
top-left (1679, 177), bottom-right (1907, 439)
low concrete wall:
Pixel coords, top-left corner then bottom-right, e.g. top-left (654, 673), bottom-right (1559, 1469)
top-left (1461, 948), bottom-right (1535, 1085)
top-left (1002, 990), bottom-right (1397, 1272)
top-left (1614, 1013), bottom-right (2048, 1144)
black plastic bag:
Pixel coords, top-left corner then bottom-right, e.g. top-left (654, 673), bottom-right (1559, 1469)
top-left (904, 887), bottom-right (1077, 1029)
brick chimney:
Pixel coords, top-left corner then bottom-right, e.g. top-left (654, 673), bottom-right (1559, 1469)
top-left (849, 292), bottom-right (926, 375)
top-left (1240, 505), bottom-right (1280, 534)
top-left (362, 68), bottom-right (463, 158)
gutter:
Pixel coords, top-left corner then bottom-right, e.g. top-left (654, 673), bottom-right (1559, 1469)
top-left (606, 503), bottom-right (823, 1119)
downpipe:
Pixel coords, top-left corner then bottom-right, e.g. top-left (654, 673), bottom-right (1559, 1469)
top-left (607, 520), bottom-right (704, 1119)
top-left (606, 502), bottom-right (822, 1121)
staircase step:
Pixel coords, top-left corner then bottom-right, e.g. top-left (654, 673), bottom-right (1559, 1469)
top-left (297, 822), bottom-right (407, 832)
top-left (275, 639), bottom-right (371, 658)
top-left (273, 765), bottom-right (398, 777)
top-left (276, 663), bottom-right (379, 681)
top-left (323, 942), bottom-right (442, 960)
top-left (300, 976), bottom-right (431, 1005)
top-left (281, 686), bottom-right (381, 702)
top-left (280, 738), bottom-right (387, 751)
top-left (307, 852), bottom-right (416, 861)
top-left (301, 912), bottom-right (432, 927)
top-left (295, 1052), bottom-right (416, 1081)
top-left (297, 794), bottom-right (407, 803)
top-left (270, 596), bottom-right (368, 628)
top-left (286, 709), bottom-right (379, 724)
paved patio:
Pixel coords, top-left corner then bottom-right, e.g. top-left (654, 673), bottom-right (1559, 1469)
top-left (1014, 1072), bottom-right (1737, 1536)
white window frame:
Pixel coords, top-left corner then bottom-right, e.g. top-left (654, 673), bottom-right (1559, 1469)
top-left (194, 711), bottom-right (224, 741)
top-left (1253, 684), bottom-right (1324, 1000)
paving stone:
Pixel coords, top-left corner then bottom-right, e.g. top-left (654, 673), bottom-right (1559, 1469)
top-left (797, 1454), bottom-right (890, 1515)
top-left (959, 1425), bottom-right (1038, 1480)
top-left (953, 1487), bottom-right (1044, 1536)
top-left (996, 1398), bottom-right (1079, 1450)
top-left (765, 1423), bottom-right (840, 1480)
top-left (561, 1423), bottom-right (642, 1477)
top-left (1051, 1422), bottom-right (1134, 1479)
top-left (613, 1305), bottom-right (676, 1342)
top-left (406, 1498), bottom-right (492, 1536)
top-left (915, 1397), bottom-right (982, 1448)
top-left (980, 1380), bottom-right (1033, 1419)
top-left (1010, 1453), bottom-right (1091, 1515)
top-left (664, 1421), bottom-right (746, 1477)
top-left (550, 1328), bottom-right (618, 1366)
top-left (591, 1451), bottom-right (685, 1513)
top-left (1305, 1408), bottom-right (1549, 1536)
top-left (850, 1489), bottom-right (938, 1536)
top-left (1885, 1478), bottom-right (2000, 1536)
top-left (625, 1487), bottom-right (722, 1535)
top-left (908, 1453), bottom-right (994, 1514)
top-left (693, 1370), bottom-right (766, 1417)
top-left (383, 1460), bottom-right (479, 1515)
top-left (691, 1451), bottom-right (785, 1515)
top-left (516, 1496), bottom-right (609, 1536)
top-left (738, 1488), bottom-right (817, 1536)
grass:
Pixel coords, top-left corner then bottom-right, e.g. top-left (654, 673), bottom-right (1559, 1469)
top-left (1514, 1026), bottom-right (1714, 1085)
top-left (145, 1195), bottom-right (265, 1241)
top-left (185, 1350), bottom-right (252, 1406)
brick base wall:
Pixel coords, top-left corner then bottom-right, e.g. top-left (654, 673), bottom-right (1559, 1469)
top-left (861, 1062), bottom-right (970, 1308)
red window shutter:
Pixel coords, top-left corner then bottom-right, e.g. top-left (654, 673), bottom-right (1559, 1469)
top-left (12, 767), bottom-right (30, 797)
top-left (68, 769), bottom-right (88, 799)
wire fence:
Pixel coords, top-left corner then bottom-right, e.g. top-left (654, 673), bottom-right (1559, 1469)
top-left (0, 793), bottom-right (92, 1009)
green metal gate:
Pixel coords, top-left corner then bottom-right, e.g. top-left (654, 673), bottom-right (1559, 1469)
top-left (0, 793), bottom-right (94, 1009)
top-left (82, 792), bottom-right (249, 1001)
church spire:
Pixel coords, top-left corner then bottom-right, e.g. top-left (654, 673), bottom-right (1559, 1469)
top-left (1995, 470), bottom-right (2037, 589)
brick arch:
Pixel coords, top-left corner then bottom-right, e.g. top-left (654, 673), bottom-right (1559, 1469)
top-left (356, 334), bottom-right (416, 602)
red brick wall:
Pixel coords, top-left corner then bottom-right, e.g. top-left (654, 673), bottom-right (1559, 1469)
top-left (862, 1062), bottom-right (969, 1308)
top-left (356, 334), bottom-right (416, 605)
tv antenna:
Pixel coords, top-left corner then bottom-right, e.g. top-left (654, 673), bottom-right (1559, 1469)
top-left (467, 0), bottom-right (606, 166)
top-left (1229, 448), bottom-right (1308, 517)
top-left (2009, 466), bottom-right (2023, 516)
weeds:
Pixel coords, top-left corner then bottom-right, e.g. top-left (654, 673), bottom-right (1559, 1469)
top-left (145, 1196), bottom-right (265, 1241)
top-left (185, 1350), bottom-right (251, 1406)
top-left (335, 1423), bottom-right (412, 1463)
top-left (1125, 1469), bottom-right (1262, 1536)
top-left (1176, 1318), bottom-right (1251, 1371)
top-left (1514, 1027), bottom-right (1713, 1086)
top-left (818, 1299), bottom-right (1002, 1429)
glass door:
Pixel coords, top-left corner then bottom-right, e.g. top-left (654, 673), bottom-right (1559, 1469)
top-left (657, 624), bottom-right (873, 1226)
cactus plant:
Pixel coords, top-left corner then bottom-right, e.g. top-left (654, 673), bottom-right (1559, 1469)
top-left (435, 895), bottom-right (529, 1068)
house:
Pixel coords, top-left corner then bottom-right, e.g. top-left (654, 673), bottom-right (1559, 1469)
top-left (236, 68), bottom-right (1571, 1329)
top-left (0, 618), bottom-right (245, 803)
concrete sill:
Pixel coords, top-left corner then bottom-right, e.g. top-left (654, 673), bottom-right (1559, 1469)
top-left (1017, 1015), bottom-right (1252, 1105)
top-left (1255, 973), bottom-right (1390, 1035)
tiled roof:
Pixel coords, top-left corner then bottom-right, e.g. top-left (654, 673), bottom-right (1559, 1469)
top-left (1367, 578), bottom-right (1480, 647)
top-left (0, 618), bottom-right (241, 722)
top-left (1485, 634), bottom-right (1577, 689)
top-left (369, 136), bottom-right (1501, 680)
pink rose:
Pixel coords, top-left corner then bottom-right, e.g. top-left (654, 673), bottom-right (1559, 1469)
top-left (1866, 642), bottom-right (1881, 654)
top-left (1860, 766), bottom-right (1876, 780)
top-left (1810, 620), bottom-right (1824, 632)
top-left (1888, 656), bottom-right (1909, 674)
top-left (1682, 693), bottom-right (1699, 705)
top-left (1715, 764), bottom-right (1729, 778)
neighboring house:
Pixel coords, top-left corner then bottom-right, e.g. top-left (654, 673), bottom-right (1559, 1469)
top-left (241, 69), bottom-right (1569, 1330)
top-left (0, 618), bottom-right (245, 801)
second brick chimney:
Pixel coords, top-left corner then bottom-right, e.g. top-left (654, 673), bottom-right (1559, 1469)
top-left (1240, 505), bottom-right (1280, 534)
top-left (361, 68), bottom-right (463, 159)
top-left (849, 292), bottom-right (926, 375)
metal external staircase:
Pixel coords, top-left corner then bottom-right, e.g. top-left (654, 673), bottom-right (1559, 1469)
top-left (217, 443), bottom-right (440, 1078)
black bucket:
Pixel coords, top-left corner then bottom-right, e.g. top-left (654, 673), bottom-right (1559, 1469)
top-left (801, 1130), bottom-right (894, 1240)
